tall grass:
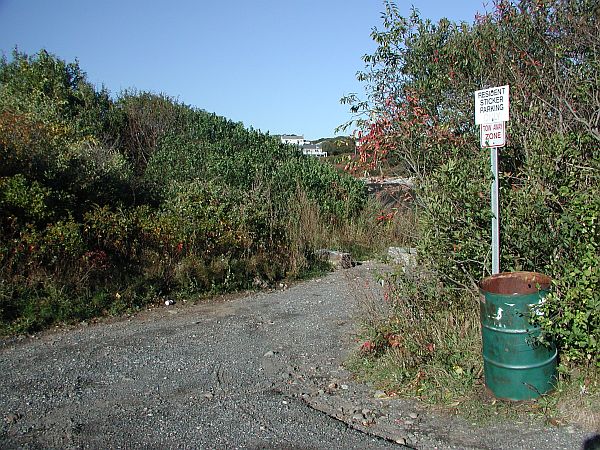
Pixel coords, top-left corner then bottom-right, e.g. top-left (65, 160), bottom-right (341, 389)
top-left (285, 188), bottom-right (417, 275)
top-left (349, 265), bottom-right (482, 400)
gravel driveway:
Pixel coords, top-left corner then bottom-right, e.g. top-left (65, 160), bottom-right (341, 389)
top-left (1, 262), bottom-right (596, 449)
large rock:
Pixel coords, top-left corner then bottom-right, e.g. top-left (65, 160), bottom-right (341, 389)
top-left (388, 247), bottom-right (417, 271)
top-left (315, 249), bottom-right (353, 269)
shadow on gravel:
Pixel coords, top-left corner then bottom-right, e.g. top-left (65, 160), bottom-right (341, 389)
top-left (583, 434), bottom-right (600, 450)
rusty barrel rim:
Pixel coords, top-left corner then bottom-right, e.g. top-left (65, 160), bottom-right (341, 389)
top-left (479, 271), bottom-right (551, 296)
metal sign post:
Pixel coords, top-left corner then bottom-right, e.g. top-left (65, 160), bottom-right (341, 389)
top-left (475, 85), bottom-right (510, 275)
top-left (490, 145), bottom-right (500, 274)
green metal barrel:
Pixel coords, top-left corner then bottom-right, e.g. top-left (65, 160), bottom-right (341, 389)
top-left (479, 271), bottom-right (557, 401)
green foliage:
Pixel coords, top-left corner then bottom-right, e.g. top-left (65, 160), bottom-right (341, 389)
top-left (0, 49), bottom-right (370, 334)
top-left (538, 190), bottom-right (600, 365)
top-left (316, 136), bottom-right (356, 156)
top-left (116, 91), bottom-right (190, 174)
top-left (0, 174), bottom-right (54, 223)
top-left (418, 150), bottom-right (492, 289)
top-left (345, 0), bottom-right (599, 365)
top-left (0, 49), bottom-right (119, 141)
top-left (0, 50), bottom-right (134, 212)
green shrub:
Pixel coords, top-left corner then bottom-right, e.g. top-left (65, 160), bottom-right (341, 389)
top-left (345, 0), bottom-right (599, 366)
top-left (418, 150), bottom-right (491, 290)
top-left (538, 191), bottom-right (600, 365)
top-left (0, 49), bottom-right (118, 141)
top-left (0, 174), bottom-right (54, 223)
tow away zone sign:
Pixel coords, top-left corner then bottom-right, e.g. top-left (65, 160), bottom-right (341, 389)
top-left (480, 121), bottom-right (505, 148)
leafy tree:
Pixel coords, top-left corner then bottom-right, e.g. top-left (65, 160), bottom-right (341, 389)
top-left (0, 49), bottom-right (132, 210)
top-left (344, 0), bottom-right (599, 365)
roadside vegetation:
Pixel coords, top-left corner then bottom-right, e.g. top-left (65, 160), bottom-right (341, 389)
top-left (0, 49), bottom-right (407, 335)
top-left (314, 136), bottom-right (356, 157)
top-left (343, 0), bottom-right (599, 430)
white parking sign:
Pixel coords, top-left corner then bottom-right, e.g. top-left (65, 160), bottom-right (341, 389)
top-left (474, 85), bottom-right (510, 125)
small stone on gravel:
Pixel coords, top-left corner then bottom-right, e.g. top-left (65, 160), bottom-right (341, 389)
top-left (5, 413), bottom-right (21, 424)
top-left (374, 390), bottom-right (387, 398)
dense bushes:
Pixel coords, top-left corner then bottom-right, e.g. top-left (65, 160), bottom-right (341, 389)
top-left (346, 0), bottom-right (599, 367)
top-left (0, 49), bottom-right (370, 334)
top-left (317, 137), bottom-right (356, 156)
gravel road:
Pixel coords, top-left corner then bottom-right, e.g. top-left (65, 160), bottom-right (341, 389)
top-left (1, 262), bottom-right (597, 449)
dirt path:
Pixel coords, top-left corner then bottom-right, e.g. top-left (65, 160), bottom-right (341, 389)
top-left (0, 262), bottom-right (596, 449)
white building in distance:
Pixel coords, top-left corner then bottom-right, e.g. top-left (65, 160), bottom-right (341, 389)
top-left (280, 135), bottom-right (308, 146)
top-left (280, 135), bottom-right (327, 157)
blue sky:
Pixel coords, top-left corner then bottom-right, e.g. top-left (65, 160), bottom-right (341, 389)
top-left (0, 1), bottom-right (487, 140)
